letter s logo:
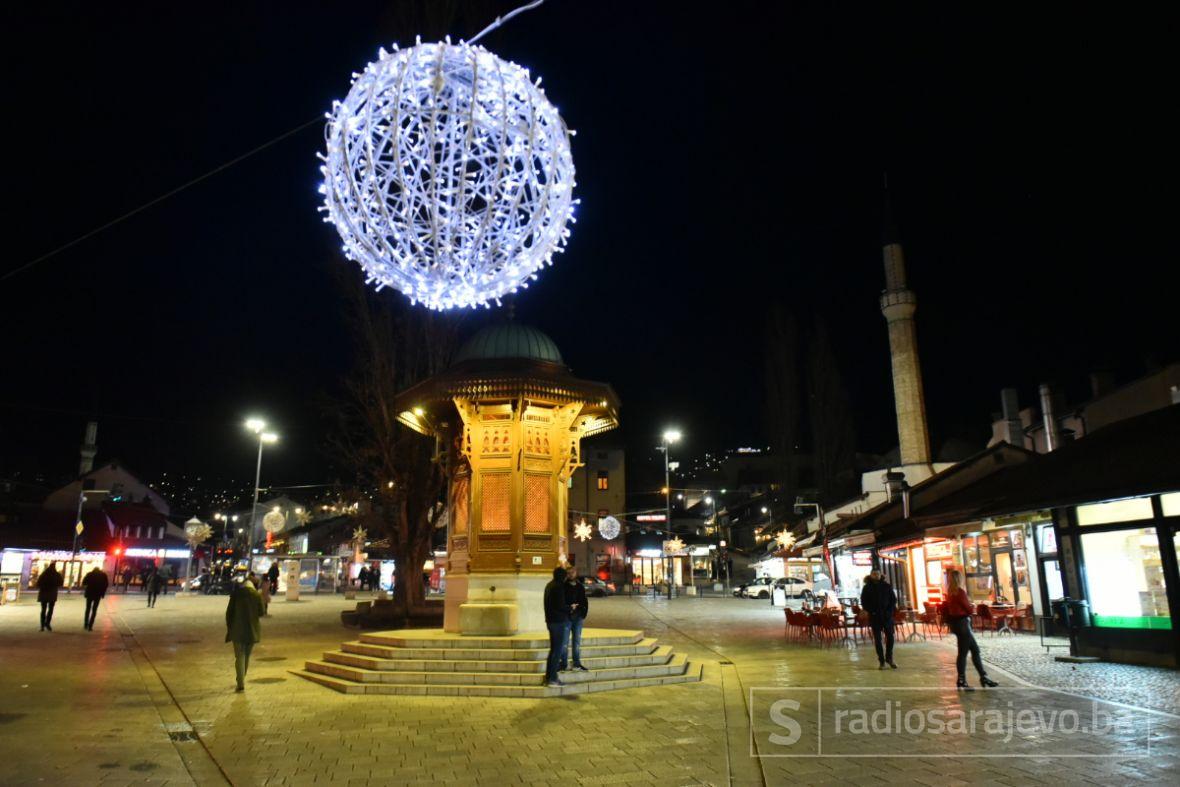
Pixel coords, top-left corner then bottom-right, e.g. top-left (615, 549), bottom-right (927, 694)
top-left (769, 698), bottom-right (802, 746)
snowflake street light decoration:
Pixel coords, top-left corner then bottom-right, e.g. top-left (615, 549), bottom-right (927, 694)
top-left (320, 38), bottom-right (577, 310)
top-left (262, 508), bottom-right (287, 534)
top-left (775, 529), bottom-right (796, 551)
top-left (665, 537), bottom-right (686, 554)
top-left (184, 521), bottom-right (213, 549)
top-left (573, 520), bottom-right (593, 542)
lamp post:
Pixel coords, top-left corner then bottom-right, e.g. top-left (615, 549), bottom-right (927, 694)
top-left (68, 486), bottom-right (109, 592)
top-left (660, 429), bottom-right (681, 599)
top-left (244, 418), bottom-right (278, 566)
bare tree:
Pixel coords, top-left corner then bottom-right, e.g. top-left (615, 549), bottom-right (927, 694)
top-left (763, 303), bottom-right (802, 491)
top-left (329, 277), bottom-right (462, 619)
top-left (807, 317), bottom-right (857, 503)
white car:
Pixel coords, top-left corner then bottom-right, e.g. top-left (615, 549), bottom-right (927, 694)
top-left (741, 577), bottom-right (776, 599)
top-left (773, 576), bottom-right (814, 598)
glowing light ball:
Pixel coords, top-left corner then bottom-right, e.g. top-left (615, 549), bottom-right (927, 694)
top-left (319, 39), bottom-right (577, 310)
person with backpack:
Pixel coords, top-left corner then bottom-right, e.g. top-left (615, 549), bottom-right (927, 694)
top-left (81, 565), bottom-right (110, 630)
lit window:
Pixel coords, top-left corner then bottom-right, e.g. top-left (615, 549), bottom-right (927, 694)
top-left (1161, 492), bottom-right (1180, 517)
top-left (596, 471), bottom-right (609, 491)
top-left (1076, 497), bottom-right (1154, 526)
top-left (1081, 527), bottom-right (1170, 629)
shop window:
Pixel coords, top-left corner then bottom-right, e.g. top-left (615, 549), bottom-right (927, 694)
top-left (1042, 559), bottom-right (1064, 601)
top-left (480, 473), bottom-right (510, 532)
top-left (1076, 497), bottom-right (1154, 526)
top-left (596, 471), bottom-right (609, 491)
top-left (1081, 527), bottom-right (1171, 629)
top-left (1037, 525), bottom-right (1057, 555)
top-left (1162, 492), bottom-right (1180, 517)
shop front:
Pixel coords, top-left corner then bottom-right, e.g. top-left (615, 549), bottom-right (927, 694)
top-left (2, 549), bottom-right (110, 592)
top-left (630, 549), bottom-right (686, 588)
top-left (1053, 492), bottom-right (1179, 666)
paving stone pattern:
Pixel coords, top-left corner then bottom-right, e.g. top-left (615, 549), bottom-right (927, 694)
top-left (0, 591), bottom-right (1176, 786)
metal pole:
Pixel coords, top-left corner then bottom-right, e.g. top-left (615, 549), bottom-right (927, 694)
top-left (67, 489), bottom-right (85, 594)
top-left (664, 439), bottom-right (673, 600)
top-left (248, 436), bottom-right (264, 565)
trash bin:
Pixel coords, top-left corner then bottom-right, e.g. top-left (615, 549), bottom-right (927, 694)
top-left (1065, 599), bottom-right (1091, 628)
top-left (1051, 598), bottom-right (1070, 628)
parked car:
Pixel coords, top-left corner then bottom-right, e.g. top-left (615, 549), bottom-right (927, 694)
top-left (740, 577), bottom-right (776, 599)
top-left (773, 576), bottom-right (814, 598)
top-left (579, 576), bottom-right (616, 597)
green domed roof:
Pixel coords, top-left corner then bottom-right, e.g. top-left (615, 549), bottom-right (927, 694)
top-left (453, 323), bottom-right (564, 365)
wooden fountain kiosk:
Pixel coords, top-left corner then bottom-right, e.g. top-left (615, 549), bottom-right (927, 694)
top-left (393, 323), bottom-right (619, 635)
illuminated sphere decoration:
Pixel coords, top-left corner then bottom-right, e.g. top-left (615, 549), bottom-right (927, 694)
top-left (319, 39), bottom-right (577, 310)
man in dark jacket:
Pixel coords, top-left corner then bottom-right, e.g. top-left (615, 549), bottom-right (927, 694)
top-left (226, 575), bottom-right (263, 691)
top-left (860, 570), bottom-right (897, 669)
top-left (36, 562), bottom-right (64, 632)
top-left (543, 566), bottom-right (571, 687)
top-left (266, 561), bottom-right (280, 594)
top-left (81, 566), bottom-right (110, 631)
top-left (559, 564), bottom-right (589, 672)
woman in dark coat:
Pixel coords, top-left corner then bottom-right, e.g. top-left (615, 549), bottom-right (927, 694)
top-left (36, 561), bottom-right (64, 631)
top-left (146, 568), bottom-right (163, 608)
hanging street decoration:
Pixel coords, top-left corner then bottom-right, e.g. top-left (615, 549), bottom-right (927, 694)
top-left (597, 515), bottom-right (621, 540)
top-left (573, 520), bottom-right (593, 542)
top-left (262, 508), bottom-right (287, 534)
top-left (319, 38), bottom-right (577, 310)
top-left (775, 529), bottom-right (796, 551)
top-left (665, 537), bottom-right (686, 554)
top-left (184, 519), bottom-right (213, 549)
top-left (352, 527), bottom-right (368, 545)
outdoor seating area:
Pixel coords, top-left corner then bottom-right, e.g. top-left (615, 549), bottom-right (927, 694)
top-left (783, 598), bottom-right (1038, 646)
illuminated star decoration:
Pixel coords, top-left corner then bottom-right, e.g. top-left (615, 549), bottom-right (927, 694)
top-left (352, 527), bottom-right (368, 545)
top-left (665, 537), bottom-right (686, 553)
top-left (775, 529), bottom-right (796, 550)
top-left (320, 38), bottom-right (577, 310)
top-left (573, 520), bottom-right (593, 542)
top-left (184, 522), bottom-right (213, 549)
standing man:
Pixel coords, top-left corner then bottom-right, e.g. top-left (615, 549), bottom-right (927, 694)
top-left (266, 561), bottom-right (280, 595)
top-left (36, 561), bottom-right (63, 632)
top-left (543, 566), bottom-right (571, 688)
top-left (146, 568), bottom-right (163, 608)
top-left (860, 569), bottom-right (897, 669)
top-left (560, 564), bottom-right (589, 672)
top-left (81, 565), bottom-right (109, 631)
top-left (225, 575), bottom-right (263, 692)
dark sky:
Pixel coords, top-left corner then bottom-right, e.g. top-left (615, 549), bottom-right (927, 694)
top-left (2, 2), bottom-right (1175, 493)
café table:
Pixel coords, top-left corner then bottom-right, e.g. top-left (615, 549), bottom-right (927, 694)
top-left (902, 608), bottom-right (926, 642)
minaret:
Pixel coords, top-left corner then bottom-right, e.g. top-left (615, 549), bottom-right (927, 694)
top-left (879, 193), bottom-right (932, 466)
top-left (79, 421), bottom-right (98, 476)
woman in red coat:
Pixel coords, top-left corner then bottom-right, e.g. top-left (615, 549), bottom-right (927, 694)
top-left (945, 569), bottom-right (998, 690)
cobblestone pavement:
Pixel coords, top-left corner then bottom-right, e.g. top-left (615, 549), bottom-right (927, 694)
top-left (1, 591), bottom-right (1176, 786)
top-left (943, 627), bottom-right (1180, 717)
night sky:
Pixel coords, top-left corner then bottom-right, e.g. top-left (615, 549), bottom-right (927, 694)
top-left (2, 2), bottom-right (1175, 495)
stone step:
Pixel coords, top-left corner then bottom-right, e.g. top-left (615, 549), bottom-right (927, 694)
top-left (290, 661), bottom-right (703, 698)
top-left (322, 645), bottom-right (676, 673)
top-left (304, 655), bottom-right (689, 686)
top-left (340, 637), bottom-right (659, 662)
top-left (358, 628), bottom-right (643, 650)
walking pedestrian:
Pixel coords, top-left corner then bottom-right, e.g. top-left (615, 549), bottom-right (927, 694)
top-left (81, 565), bottom-right (109, 631)
top-left (357, 565), bottom-right (369, 592)
top-left (266, 561), bottom-right (279, 594)
top-left (146, 568), bottom-right (163, 608)
top-left (945, 568), bottom-right (998, 690)
top-left (860, 569), bottom-right (897, 669)
top-left (36, 561), bottom-right (63, 632)
top-left (559, 564), bottom-right (589, 672)
top-left (543, 566), bottom-right (571, 688)
top-left (225, 575), bottom-right (263, 692)
top-left (257, 572), bottom-right (271, 616)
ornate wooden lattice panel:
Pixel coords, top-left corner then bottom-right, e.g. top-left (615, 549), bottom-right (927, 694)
top-left (450, 475), bottom-right (469, 534)
top-left (480, 472), bottom-right (511, 532)
top-left (524, 473), bottom-right (550, 533)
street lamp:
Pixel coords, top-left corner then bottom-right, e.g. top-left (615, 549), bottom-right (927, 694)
top-left (659, 429), bottom-right (681, 599)
top-left (244, 418), bottom-right (279, 563)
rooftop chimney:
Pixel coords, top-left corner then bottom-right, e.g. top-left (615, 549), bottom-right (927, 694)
top-left (1038, 384), bottom-right (1062, 452)
top-left (1000, 388), bottom-right (1024, 447)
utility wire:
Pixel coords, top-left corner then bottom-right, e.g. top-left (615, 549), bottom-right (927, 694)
top-left (2, 0), bottom-right (550, 285)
